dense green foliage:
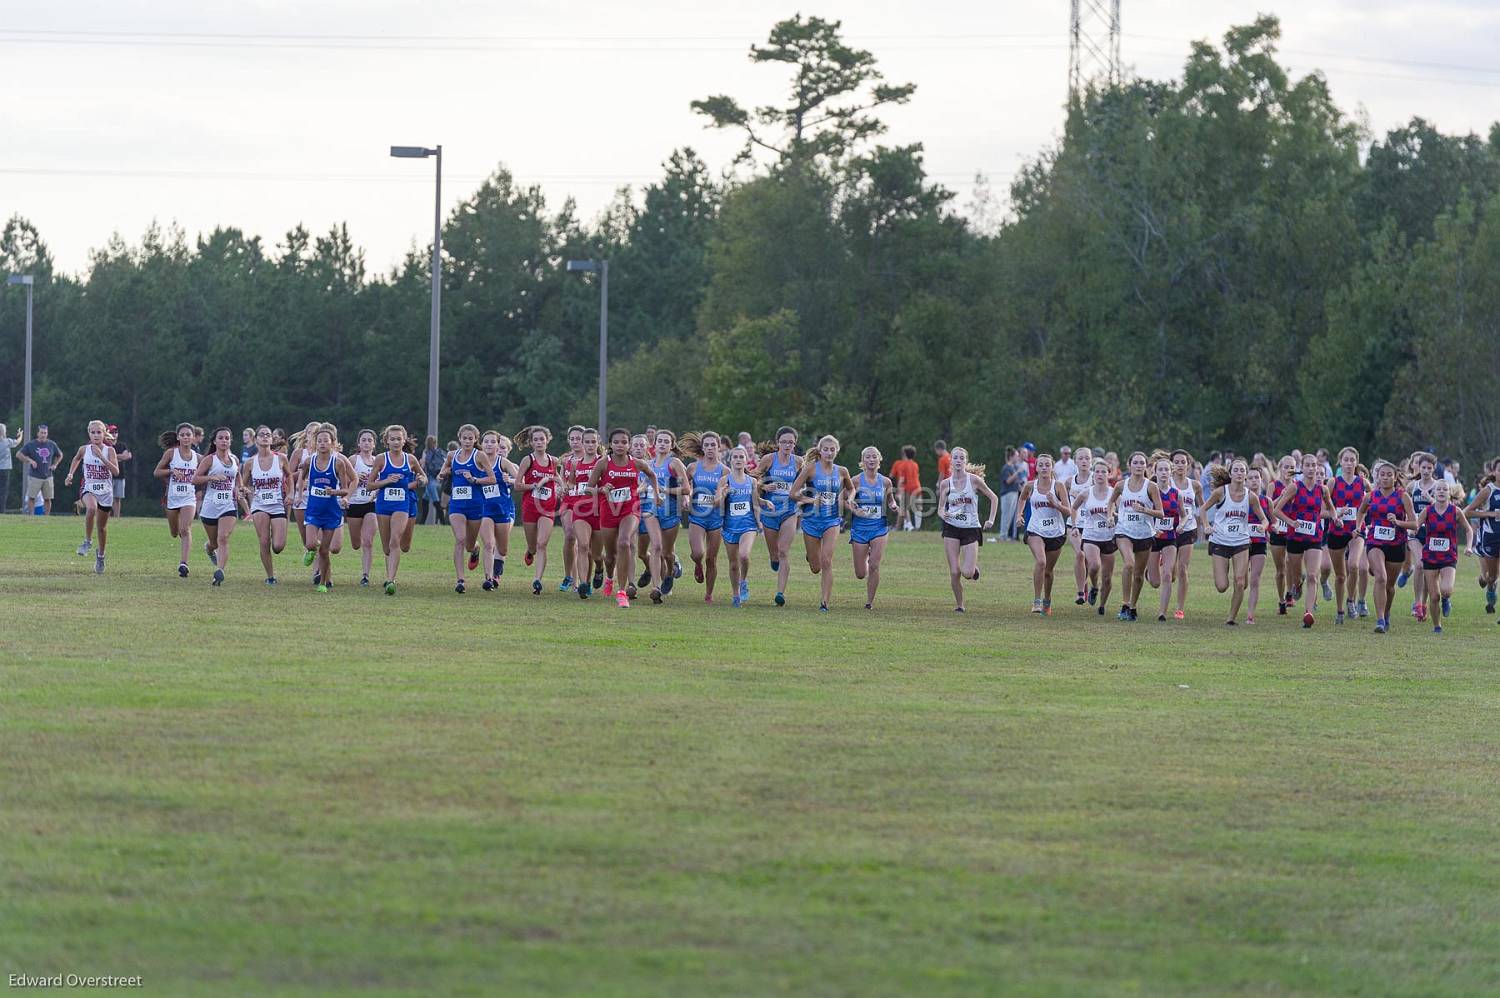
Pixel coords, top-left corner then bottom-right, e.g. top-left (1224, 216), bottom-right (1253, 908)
top-left (4, 14), bottom-right (1500, 506)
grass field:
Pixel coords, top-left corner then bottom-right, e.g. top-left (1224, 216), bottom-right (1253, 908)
top-left (3, 515), bottom-right (1499, 995)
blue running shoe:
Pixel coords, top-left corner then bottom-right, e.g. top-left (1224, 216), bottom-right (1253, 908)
top-left (559, 576), bottom-right (574, 592)
top-left (1396, 569), bottom-right (1410, 588)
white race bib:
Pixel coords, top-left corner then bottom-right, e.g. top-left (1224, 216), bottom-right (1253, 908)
top-left (1427, 536), bottom-right (1451, 553)
top-left (482, 484), bottom-right (501, 498)
top-left (856, 504), bottom-right (881, 519)
top-left (1249, 522), bottom-right (1266, 539)
top-left (1372, 525), bottom-right (1396, 542)
top-left (1038, 515), bottom-right (1059, 531)
top-left (730, 501), bottom-right (751, 517)
top-left (1337, 506), bottom-right (1356, 523)
top-left (451, 486), bottom-right (472, 500)
top-left (1155, 517), bottom-right (1173, 532)
top-left (608, 487), bottom-right (631, 503)
top-left (1223, 520), bottom-right (1244, 536)
top-left (816, 491), bottom-right (838, 506)
top-left (86, 479), bottom-right (111, 496)
top-left (1295, 519), bottom-right (1318, 536)
top-left (382, 487), bottom-right (406, 503)
top-left (1124, 511), bottom-right (1143, 526)
top-left (309, 486), bottom-right (331, 498)
top-left (534, 485), bottom-right (552, 501)
top-left (255, 487), bottom-right (278, 506)
top-left (570, 482), bottom-right (588, 497)
top-left (693, 494), bottom-right (714, 511)
top-left (169, 481), bottom-right (193, 500)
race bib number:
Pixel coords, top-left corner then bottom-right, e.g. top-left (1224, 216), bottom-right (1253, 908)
top-left (763, 480), bottom-right (787, 493)
top-left (1038, 515), bottom-right (1059, 531)
top-left (451, 486), bottom-right (472, 501)
top-left (570, 482), bottom-right (588, 497)
top-left (534, 485), bottom-right (552, 501)
top-left (482, 484), bottom-right (501, 499)
top-left (1123, 511), bottom-right (1143, 526)
top-left (816, 491), bottom-right (838, 506)
top-left (608, 487), bottom-right (631, 503)
top-left (856, 504), bottom-right (881, 519)
top-left (168, 481), bottom-right (193, 500)
top-left (1427, 536), bottom-right (1451, 553)
top-left (1295, 519), bottom-right (1318, 536)
top-left (730, 501), bottom-right (751, 517)
top-left (211, 487), bottom-right (233, 503)
top-left (352, 487), bottom-right (370, 503)
top-left (1337, 506), bottom-right (1356, 523)
top-left (1372, 525), bottom-right (1397, 542)
top-left (255, 488), bottom-right (278, 506)
top-left (86, 479), bottom-right (111, 496)
top-left (1223, 520), bottom-right (1244, 536)
top-left (382, 487), bottom-right (406, 503)
top-left (693, 494), bottom-right (715, 511)
top-left (1154, 517), bottom-right (1173, 532)
top-left (310, 486), bottom-right (331, 499)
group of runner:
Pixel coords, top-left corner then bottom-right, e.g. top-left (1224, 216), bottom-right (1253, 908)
top-left (57, 421), bottom-right (1498, 629)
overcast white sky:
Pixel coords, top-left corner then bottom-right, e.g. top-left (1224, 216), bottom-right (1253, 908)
top-left (3, 1), bottom-right (1498, 276)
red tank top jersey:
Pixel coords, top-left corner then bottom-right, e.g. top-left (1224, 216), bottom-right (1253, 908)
top-left (1327, 475), bottom-right (1366, 537)
top-left (600, 458), bottom-right (640, 516)
top-left (1420, 504), bottom-right (1459, 566)
top-left (522, 454), bottom-right (561, 515)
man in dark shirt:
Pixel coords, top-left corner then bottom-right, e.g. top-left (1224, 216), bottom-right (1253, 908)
top-left (18, 424), bottom-right (62, 515)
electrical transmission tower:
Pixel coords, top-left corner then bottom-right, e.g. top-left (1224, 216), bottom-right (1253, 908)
top-left (1068, 0), bottom-right (1122, 101)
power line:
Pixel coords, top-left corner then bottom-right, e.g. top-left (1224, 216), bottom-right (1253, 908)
top-left (0, 165), bottom-right (1012, 185)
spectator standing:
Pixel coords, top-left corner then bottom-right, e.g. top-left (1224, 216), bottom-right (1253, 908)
top-left (1054, 445), bottom-right (1078, 485)
top-left (0, 422), bottom-right (22, 514)
top-left (240, 427), bottom-right (256, 462)
top-left (18, 424), bottom-right (63, 515)
top-left (934, 439), bottom-right (952, 482)
top-left (1021, 441), bottom-right (1038, 481)
top-left (421, 435), bottom-right (445, 525)
top-left (105, 424), bottom-right (132, 518)
top-left (890, 445), bottom-right (923, 530)
top-left (997, 448), bottom-right (1025, 541)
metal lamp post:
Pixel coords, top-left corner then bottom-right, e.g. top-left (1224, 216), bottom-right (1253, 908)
top-left (390, 145), bottom-right (442, 448)
top-left (5, 274), bottom-right (34, 439)
top-left (565, 259), bottom-right (608, 431)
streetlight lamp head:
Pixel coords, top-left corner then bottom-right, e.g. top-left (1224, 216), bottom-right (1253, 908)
top-left (6, 274), bottom-right (34, 286)
top-left (390, 145), bottom-right (434, 158)
top-left (565, 260), bottom-right (599, 273)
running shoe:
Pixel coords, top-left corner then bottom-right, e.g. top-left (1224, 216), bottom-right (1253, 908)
top-left (1442, 596), bottom-right (1451, 617)
top-left (178, 562), bottom-right (189, 578)
top-left (1415, 602), bottom-right (1427, 622)
top-left (303, 548), bottom-right (316, 567)
top-left (468, 547), bottom-right (480, 571)
top-left (1225, 619), bottom-right (1237, 626)
top-left (482, 578), bottom-right (495, 592)
top-left (1396, 569), bottom-right (1409, 588)
top-left (593, 568), bottom-right (605, 591)
top-left (559, 576), bottom-right (574, 592)
top-left (774, 591), bottom-right (785, 606)
top-left (1321, 579), bottom-right (1333, 601)
top-left (650, 587), bottom-right (663, 604)
top-left (384, 580), bottom-right (396, 596)
top-left (1487, 586), bottom-right (1497, 613)
top-left (1097, 605), bottom-right (1105, 616)
top-left (1335, 611), bottom-right (1344, 625)
top-left (1088, 586), bottom-right (1098, 606)
top-left (705, 595), bottom-right (713, 604)
top-left (266, 576), bottom-right (278, 586)
top-left (602, 579), bottom-right (615, 597)
top-left (954, 606), bottom-right (965, 613)
top-left (76, 539), bottom-right (92, 556)
top-left (1345, 599), bottom-right (1355, 618)
top-left (637, 569), bottom-right (652, 589)
top-left (732, 595), bottom-right (742, 608)
top-left (1433, 624), bottom-right (1443, 634)
top-left (1128, 607), bottom-right (1138, 621)
top-left (1157, 613), bottom-right (1167, 622)
top-left (212, 569), bottom-right (224, 586)
top-left (661, 575), bottom-right (674, 596)
top-left (317, 583), bottom-right (329, 594)
top-left (1302, 611), bottom-right (1315, 628)
top-left (972, 567), bottom-right (981, 581)
top-left (524, 550), bottom-right (534, 567)
top-left (95, 552), bottom-right (106, 575)
top-left (1042, 599), bottom-right (1052, 616)
top-left (1074, 591), bottom-right (1086, 606)
top-left (1032, 599), bottom-right (1043, 614)
top-left (674, 558), bottom-right (683, 579)
top-left (495, 558), bottom-right (505, 577)
top-left (1356, 600), bottom-right (1368, 618)
top-left (770, 559), bottom-right (780, 572)
top-left (312, 572), bottom-right (321, 587)
top-left (532, 579), bottom-right (542, 595)
top-left (819, 603), bottom-right (829, 613)
top-left (1117, 606), bottom-right (1129, 621)
top-left (1246, 615), bottom-right (1256, 625)
top-left (617, 591), bottom-right (630, 609)
top-left (1173, 610), bottom-right (1185, 620)
top-left (204, 541), bottom-right (216, 566)
top-left (1278, 600), bottom-right (1288, 616)
top-left (739, 579), bottom-right (749, 601)
top-left (1374, 620), bottom-right (1387, 634)
top-left (694, 561), bottom-right (704, 584)
top-left (578, 584), bottom-right (590, 600)
top-left (361, 575), bottom-right (370, 587)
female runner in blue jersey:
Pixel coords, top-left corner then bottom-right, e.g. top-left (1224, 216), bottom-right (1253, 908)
top-left (300, 424), bottom-right (357, 593)
top-left (754, 426), bottom-right (803, 607)
top-left (847, 446), bottom-right (900, 610)
top-left (366, 424), bottom-right (428, 596)
top-left (789, 434), bottom-right (854, 612)
top-left (639, 429), bottom-right (689, 601)
top-left (685, 431), bottom-right (728, 603)
top-left (479, 430), bottom-right (519, 590)
top-left (438, 423), bottom-right (497, 594)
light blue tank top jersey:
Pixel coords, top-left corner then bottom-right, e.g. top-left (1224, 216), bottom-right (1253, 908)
top-left (849, 472), bottom-right (888, 543)
top-left (802, 461), bottom-right (843, 536)
top-left (763, 452), bottom-right (798, 520)
top-left (689, 461), bottom-right (726, 528)
top-left (723, 473), bottom-right (757, 539)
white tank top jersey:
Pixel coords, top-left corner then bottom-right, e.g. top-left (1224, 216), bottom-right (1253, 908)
top-left (1115, 478), bottom-right (1155, 540)
top-left (81, 445), bottom-right (114, 507)
top-left (201, 453), bottom-right (239, 519)
top-left (292, 448), bottom-right (312, 509)
top-left (249, 453), bottom-right (287, 515)
top-left (1175, 477), bottom-right (1199, 532)
top-left (943, 473), bottom-right (980, 528)
top-left (1026, 481), bottom-right (1066, 538)
top-left (1078, 487), bottom-right (1115, 543)
top-left (1209, 488), bottom-right (1252, 547)
top-left (166, 448), bottom-right (200, 510)
top-left (1068, 474), bottom-right (1091, 527)
top-left (351, 454), bottom-right (374, 505)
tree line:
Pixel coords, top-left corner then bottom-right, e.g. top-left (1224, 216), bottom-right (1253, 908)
top-left (3, 14), bottom-right (1499, 510)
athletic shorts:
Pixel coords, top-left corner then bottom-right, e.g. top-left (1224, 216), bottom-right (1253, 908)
top-left (1114, 533), bottom-right (1154, 551)
top-left (1152, 536), bottom-right (1176, 552)
top-left (1286, 538), bottom-right (1321, 555)
top-left (1367, 543), bottom-right (1404, 564)
top-left (448, 499), bottom-right (483, 521)
top-left (1026, 531), bottom-right (1066, 552)
top-left (1421, 558), bottom-right (1456, 571)
top-left (723, 526), bottom-right (756, 545)
top-left (305, 507), bottom-right (344, 531)
top-left (254, 510), bottom-right (287, 521)
top-left (521, 501), bottom-right (555, 524)
top-left (600, 503), bottom-right (641, 530)
top-left (942, 523), bottom-right (983, 546)
top-left (1209, 542), bottom-right (1249, 560)
top-left (1268, 533), bottom-right (1287, 547)
top-left (760, 509), bottom-right (796, 533)
top-left (1083, 537), bottom-right (1117, 555)
top-left (346, 502), bottom-right (375, 520)
top-left (1476, 536), bottom-right (1500, 560)
top-left (849, 522), bottom-right (889, 546)
top-left (1248, 541), bottom-right (1267, 558)
top-left (1174, 530), bottom-right (1198, 548)
top-left (801, 515), bottom-right (839, 538)
top-left (1326, 533), bottom-right (1354, 551)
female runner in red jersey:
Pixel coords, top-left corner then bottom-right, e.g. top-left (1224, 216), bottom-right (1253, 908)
top-left (515, 426), bottom-right (563, 596)
top-left (588, 427), bottom-right (661, 607)
top-left (1354, 459), bottom-right (1418, 633)
top-left (556, 426), bottom-right (585, 592)
top-left (564, 428), bottom-right (604, 599)
top-left (1267, 455), bottom-right (1297, 614)
top-left (1272, 451), bottom-right (1335, 627)
top-left (1416, 479), bottom-right (1473, 634)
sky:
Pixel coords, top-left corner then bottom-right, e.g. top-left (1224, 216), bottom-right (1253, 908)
top-left (3, 0), bottom-right (1499, 276)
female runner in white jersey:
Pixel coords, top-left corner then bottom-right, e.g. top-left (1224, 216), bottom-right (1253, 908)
top-left (345, 429), bottom-right (380, 586)
top-left (62, 419), bottom-right (118, 574)
top-left (286, 420), bottom-right (320, 548)
top-left (1015, 452), bottom-right (1072, 615)
top-left (1107, 451), bottom-right (1166, 621)
top-left (1202, 458), bottom-right (1267, 625)
top-left (153, 422), bottom-right (200, 577)
top-left (239, 425), bottom-right (290, 585)
top-left (936, 447), bottom-right (997, 613)
top-left (1064, 446), bottom-right (1093, 605)
top-left (1075, 459), bottom-right (1116, 614)
top-left (1168, 449), bottom-right (1202, 618)
top-left (191, 427), bottom-right (243, 586)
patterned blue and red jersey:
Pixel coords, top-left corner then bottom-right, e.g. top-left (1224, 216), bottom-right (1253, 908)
top-left (1327, 475), bottom-right (1366, 537)
top-left (1284, 483), bottom-right (1325, 544)
top-left (1421, 504), bottom-right (1459, 566)
top-left (1364, 489), bottom-right (1407, 547)
top-left (1155, 486), bottom-right (1180, 541)
top-left (1270, 479), bottom-right (1289, 535)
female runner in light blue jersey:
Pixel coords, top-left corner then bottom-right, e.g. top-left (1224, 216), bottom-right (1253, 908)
top-left (789, 434), bottom-right (853, 612)
top-left (718, 446), bottom-right (772, 608)
top-left (685, 431), bottom-right (728, 603)
top-left (638, 429), bottom-right (689, 601)
top-left (847, 446), bottom-right (899, 610)
top-left (754, 426), bottom-right (803, 606)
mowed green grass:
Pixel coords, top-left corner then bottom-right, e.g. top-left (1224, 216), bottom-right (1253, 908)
top-left (3, 515), bottom-right (1499, 996)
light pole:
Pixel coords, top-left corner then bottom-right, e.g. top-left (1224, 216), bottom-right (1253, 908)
top-left (390, 144), bottom-right (442, 448)
top-left (565, 259), bottom-right (608, 431)
top-left (5, 274), bottom-right (34, 440)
